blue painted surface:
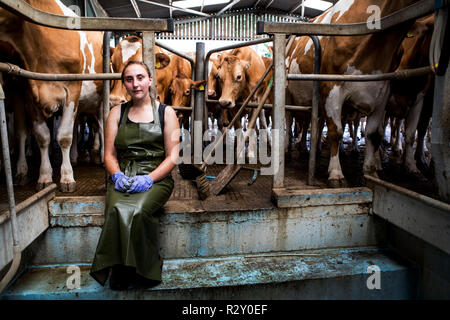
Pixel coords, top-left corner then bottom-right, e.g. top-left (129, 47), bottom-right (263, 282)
top-left (0, 247), bottom-right (419, 300)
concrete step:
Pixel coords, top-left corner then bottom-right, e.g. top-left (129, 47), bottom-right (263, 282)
top-left (1, 247), bottom-right (419, 300)
top-left (28, 190), bottom-right (385, 265)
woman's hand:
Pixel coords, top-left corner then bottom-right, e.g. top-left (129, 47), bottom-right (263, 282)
top-left (112, 172), bottom-right (132, 192)
top-left (127, 175), bottom-right (154, 193)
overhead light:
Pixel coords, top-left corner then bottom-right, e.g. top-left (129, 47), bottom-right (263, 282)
top-left (172, 0), bottom-right (229, 9)
top-left (304, 0), bottom-right (333, 11)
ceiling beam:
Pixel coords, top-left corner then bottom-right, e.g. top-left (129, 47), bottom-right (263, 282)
top-left (253, 0), bottom-right (263, 8)
top-left (138, 0), bottom-right (211, 17)
top-left (130, 0), bottom-right (142, 17)
top-left (289, 0), bottom-right (304, 14)
top-left (265, 0), bottom-right (274, 9)
top-left (217, 0), bottom-right (241, 16)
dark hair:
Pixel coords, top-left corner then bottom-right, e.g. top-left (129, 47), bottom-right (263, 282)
top-left (120, 60), bottom-right (155, 99)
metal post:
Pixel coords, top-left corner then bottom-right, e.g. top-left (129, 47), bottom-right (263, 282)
top-left (0, 83), bottom-right (21, 293)
top-left (102, 31), bottom-right (111, 184)
top-left (0, 84), bottom-right (18, 248)
top-left (272, 34), bottom-right (286, 188)
top-left (431, 66), bottom-right (450, 202)
top-left (194, 42), bottom-right (205, 163)
top-left (142, 31), bottom-right (156, 97)
top-left (308, 35), bottom-right (321, 186)
top-left (431, 6), bottom-right (450, 202)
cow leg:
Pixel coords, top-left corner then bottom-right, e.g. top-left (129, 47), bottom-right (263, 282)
top-left (32, 115), bottom-right (53, 191)
top-left (349, 115), bottom-right (360, 154)
top-left (298, 116), bottom-right (310, 157)
top-left (14, 97), bottom-right (30, 186)
top-left (403, 91), bottom-right (425, 175)
top-left (391, 118), bottom-right (404, 162)
top-left (360, 116), bottom-right (366, 138)
top-left (285, 111), bottom-right (293, 162)
top-left (57, 101), bottom-right (77, 192)
top-left (324, 86), bottom-right (346, 187)
top-left (364, 108), bottom-right (386, 177)
top-left (91, 114), bottom-right (103, 165)
top-left (70, 117), bottom-right (79, 166)
top-left (258, 109), bottom-right (271, 149)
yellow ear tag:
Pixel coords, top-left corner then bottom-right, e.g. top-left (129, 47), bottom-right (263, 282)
top-left (156, 62), bottom-right (161, 69)
top-left (198, 85), bottom-right (205, 91)
top-left (407, 32), bottom-right (415, 38)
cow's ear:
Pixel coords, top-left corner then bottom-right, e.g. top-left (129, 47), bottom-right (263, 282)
top-left (156, 53), bottom-right (170, 69)
top-left (192, 80), bottom-right (207, 91)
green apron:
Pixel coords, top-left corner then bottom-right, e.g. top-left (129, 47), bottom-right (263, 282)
top-left (90, 100), bottom-right (174, 286)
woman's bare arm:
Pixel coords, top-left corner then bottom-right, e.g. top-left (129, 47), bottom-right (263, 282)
top-left (104, 105), bottom-right (122, 176)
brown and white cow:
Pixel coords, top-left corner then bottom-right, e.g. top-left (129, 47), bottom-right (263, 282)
top-left (0, 0), bottom-right (104, 192)
top-left (109, 35), bottom-right (171, 107)
top-left (287, 0), bottom-right (426, 187)
top-left (214, 46), bottom-right (272, 147)
top-left (385, 14), bottom-right (434, 174)
top-left (169, 73), bottom-right (206, 129)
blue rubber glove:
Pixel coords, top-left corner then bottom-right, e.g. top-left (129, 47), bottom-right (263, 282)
top-left (127, 175), bottom-right (154, 194)
top-left (111, 172), bottom-right (132, 192)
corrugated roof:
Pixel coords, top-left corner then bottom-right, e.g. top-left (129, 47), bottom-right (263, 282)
top-left (96, 0), bottom-right (338, 20)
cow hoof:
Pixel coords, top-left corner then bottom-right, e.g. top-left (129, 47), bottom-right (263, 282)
top-left (327, 178), bottom-right (348, 188)
top-left (60, 182), bottom-right (77, 193)
top-left (36, 181), bottom-right (53, 191)
top-left (14, 174), bottom-right (30, 186)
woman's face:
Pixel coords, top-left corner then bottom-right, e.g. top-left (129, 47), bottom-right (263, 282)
top-left (122, 64), bottom-right (152, 101)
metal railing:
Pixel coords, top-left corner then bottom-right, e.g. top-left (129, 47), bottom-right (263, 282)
top-left (257, 0), bottom-right (436, 189)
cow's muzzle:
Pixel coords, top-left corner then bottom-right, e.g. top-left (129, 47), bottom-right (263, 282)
top-left (219, 99), bottom-right (234, 109)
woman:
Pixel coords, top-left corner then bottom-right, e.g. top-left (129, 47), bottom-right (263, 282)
top-left (90, 61), bottom-right (179, 290)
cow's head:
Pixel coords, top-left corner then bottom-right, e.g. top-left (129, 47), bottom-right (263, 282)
top-left (109, 36), bottom-right (170, 107)
top-left (217, 54), bottom-right (251, 109)
top-left (207, 54), bottom-right (223, 99)
top-left (169, 74), bottom-right (206, 107)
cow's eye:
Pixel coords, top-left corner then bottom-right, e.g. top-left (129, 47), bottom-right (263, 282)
top-left (236, 74), bottom-right (242, 81)
top-left (185, 89), bottom-right (190, 95)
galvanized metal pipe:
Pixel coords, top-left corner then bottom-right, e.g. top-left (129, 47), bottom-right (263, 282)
top-left (365, 175), bottom-right (450, 216)
top-left (155, 41), bottom-right (195, 66)
top-left (102, 31), bottom-right (111, 185)
top-left (142, 31), bottom-right (157, 98)
top-left (0, 63), bottom-right (431, 83)
top-left (0, 84), bottom-right (21, 293)
top-left (0, 0), bottom-right (174, 31)
top-left (272, 34), bottom-right (286, 188)
top-left (0, 62), bottom-right (121, 81)
top-left (194, 42), bottom-right (205, 163)
top-left (287, 66), bottom-right (433, 82)
top-left (205, 99), bottom-right (311, 112)
top-left (102, 31), bottom-right (112, 123)
top-left (257, 0), bottom-right (434, 36)
top-left (308, 35), bottom-right (321, 187)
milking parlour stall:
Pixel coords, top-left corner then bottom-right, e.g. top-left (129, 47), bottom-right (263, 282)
top-left (0, 0), bottom-right (449, 309)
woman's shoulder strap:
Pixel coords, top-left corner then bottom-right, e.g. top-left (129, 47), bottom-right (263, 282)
top-left (158, 103), bottom-right (167, 133)
top-left (119, 101), bottom-right (131, 126)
